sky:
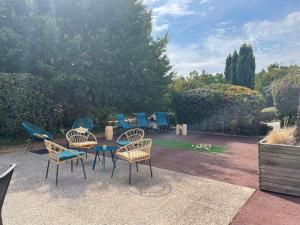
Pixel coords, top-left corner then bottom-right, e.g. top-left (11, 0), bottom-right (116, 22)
top-left (143, 0), bottom-right (300, 75)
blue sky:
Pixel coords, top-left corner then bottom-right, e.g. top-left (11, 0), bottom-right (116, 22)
top-left (144, 0), bottom-right (300, 75)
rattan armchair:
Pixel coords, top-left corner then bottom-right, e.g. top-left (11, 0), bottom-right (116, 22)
top-left (111, 139), bottom-right (153, 184)
top-left (66, 129), bottom-right (98, 158)
top-left (116, 128), bottom-right (144, 147)
top-left (44, 140), bottom-right (86, 186)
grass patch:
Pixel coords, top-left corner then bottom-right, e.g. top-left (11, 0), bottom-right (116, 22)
top-left (153, 139), bottom-right (225, 154)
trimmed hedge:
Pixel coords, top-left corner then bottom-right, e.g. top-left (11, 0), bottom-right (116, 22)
top-left (0, 73), bottom-right (63, 139)
top-left (272, 73), bottom-right (300, 127)
top-left (260, 107), bottom-right (277, 122)
top-left (172, 84), bottom-right (266, 135)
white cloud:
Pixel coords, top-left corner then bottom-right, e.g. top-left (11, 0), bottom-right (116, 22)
top-left (167, 11), bottom-right (300, 75)
top-left (153, 0), bottom-right (194, 16)
top-left (199, 0), bottom-right (209, 4)
top-left (154, 23), bottom-right (169, 32)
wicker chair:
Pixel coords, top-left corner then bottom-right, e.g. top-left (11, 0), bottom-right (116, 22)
top-left (66, 129), bottom-right (98, 158)
top-left (116, 128), bottom-right (144, 147)
top-left (0, 164), bottom-right (16, 225)
top-left (44, 140), bottom-right (86, 186)
top-left (22, 122), bottom-right (53, 153)
top-left (111, 139), bottom-right (153, 184)
top-left (72, 117), bottom-right (94, 131)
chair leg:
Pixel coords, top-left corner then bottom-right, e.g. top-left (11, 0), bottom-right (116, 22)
top-left (92, 152), bottom-right (98, 170)
top-left (85, 150), bottom-right (88, 158)
top-left (71, 160), bottom-right (73, 172)
top-left (80, 158), bottom-right (86, 179)
top-left (129, 163), bottom-right (132, 185)
top-left (149, 159), bottom-right (153, 178)
top-left (111, 158), bottom-right (117, 178)
top-left (46, 159), bottom-right (50, 178)
top-left (136, 162), bottom-right (138, 172)
top-left (110, 150), bottom-right (114, 162)
top-left (102, 151), bottom-right (105, 171)
top-left (25, 140), bottom-right (31, 154)
top-left (76, 158), bottom-right (79, 166)
top-left (56, 164), bottom-right (59, 186)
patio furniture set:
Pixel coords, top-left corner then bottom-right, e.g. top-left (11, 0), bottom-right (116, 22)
top-left (22, 115), bottom-right (158, 186)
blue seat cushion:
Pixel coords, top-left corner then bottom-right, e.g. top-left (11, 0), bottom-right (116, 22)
top-left (59, 150), bottom-right (85, 161)
top-left (117, 140), bottom-right (129, 146)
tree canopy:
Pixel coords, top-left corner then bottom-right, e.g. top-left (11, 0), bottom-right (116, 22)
top-left (0, 0), bottom-right (172, 137)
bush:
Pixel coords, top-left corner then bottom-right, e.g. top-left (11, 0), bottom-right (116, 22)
top-left (259, 107), bottom-right (277, 122)
top-left (272, 73), bottom-right (300, 127)
top-left (0, 73), bottom-right (64, 140)
top-left (265, 127), bottom-right (296, 145)
top-left (172, 84), bottom-right (265, 135)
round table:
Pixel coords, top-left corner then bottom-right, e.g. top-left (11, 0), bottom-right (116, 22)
top-left (92, 146), bottom-right (116, 171)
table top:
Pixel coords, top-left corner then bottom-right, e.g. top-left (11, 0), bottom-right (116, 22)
top-left (95, 145), bottom-right (116, 151)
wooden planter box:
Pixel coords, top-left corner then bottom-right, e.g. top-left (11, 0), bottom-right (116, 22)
top-left (259, 138), bottom-right (300, 197)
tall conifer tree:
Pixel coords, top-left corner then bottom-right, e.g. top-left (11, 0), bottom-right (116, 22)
top-left (224, 54), bottom-right (232, 83)
top-left (236, 44), bottom-right (256, 89)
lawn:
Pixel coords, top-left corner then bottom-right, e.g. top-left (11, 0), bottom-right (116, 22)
top-left (153, 138), bottom-right (225, 153)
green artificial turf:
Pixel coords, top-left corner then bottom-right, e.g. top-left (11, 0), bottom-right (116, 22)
top-left (153, 139), bottom-right (225, 154)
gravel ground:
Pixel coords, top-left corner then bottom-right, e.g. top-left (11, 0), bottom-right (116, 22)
top-left (1, 151), bottom-right (254, 225)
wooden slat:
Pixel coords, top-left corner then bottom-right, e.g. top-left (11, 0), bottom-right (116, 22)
top-left (260, 181), bottom-right (300, 192)
top-left (259, 144), bottom-right (300, 156)
top-left (260, 185), bottom-right (300, 197)
top-left (260, 170), bottom-right (300, 180)
top-left (259, 158), bottom-right (300, 169)
top-left (259, 152), bottom-right (300, 160)
top-left (260, 176), bottom-right (300, 186)
top-left (259, 165), bottom-right (300, 174)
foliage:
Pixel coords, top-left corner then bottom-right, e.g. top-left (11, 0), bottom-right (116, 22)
top-left (259, 107), bottom-right (277, 122)
top-left (225, 54), bottom-right (232, 83)
top-left (265, 127), bottom-right (296, 145)
top-left (255, 65), bottom-right (299, 107)
top-left (272, 73), bottom-right (300, 127)
top-left (172, 84), bottom-right (266, 135)
top-left (237, 44), bottom-right (256, 89)
top-left (0, 73), bottom-right (64, 139)
top-left (171, 70), bottom-right (225, 94)
top-left (230, 51), bottom-right (239, 84)
top-left (0, 0), bottom-right (172, 139)
top-left (224, 44), bottom-right (255, 89)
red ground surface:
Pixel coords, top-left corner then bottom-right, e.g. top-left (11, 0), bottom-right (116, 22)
top-left (145, 132), bottom-right (300, 225)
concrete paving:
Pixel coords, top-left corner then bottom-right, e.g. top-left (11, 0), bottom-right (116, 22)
top-left (1, 151), bottom-right (254, 225)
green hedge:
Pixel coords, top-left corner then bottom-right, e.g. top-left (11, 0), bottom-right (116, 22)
top-left (0, 73), bottom-right (64, 139)
top-left (272, 74), bottom-right (300, 126)
top-left (172, 84), bottom-right (266, 135)
top-left (259, 107), bottom-right (277, 122)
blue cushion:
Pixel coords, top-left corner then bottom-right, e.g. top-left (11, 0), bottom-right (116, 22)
top-left (117, 140), bottom-right (129, 146)
top-left (59, 150), bottom-right (85, 161)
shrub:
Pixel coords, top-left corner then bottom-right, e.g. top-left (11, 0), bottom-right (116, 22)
top-left (272, 73), bottom-right (300, 127)
top-left (259, 107), bottom-right (277, 122)
top-left (172, 84), bottom-right (265, 135)
top-left (0, 73), bottom-right (64, 140)
top-left (265, 127), bottom-right (295, 145)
